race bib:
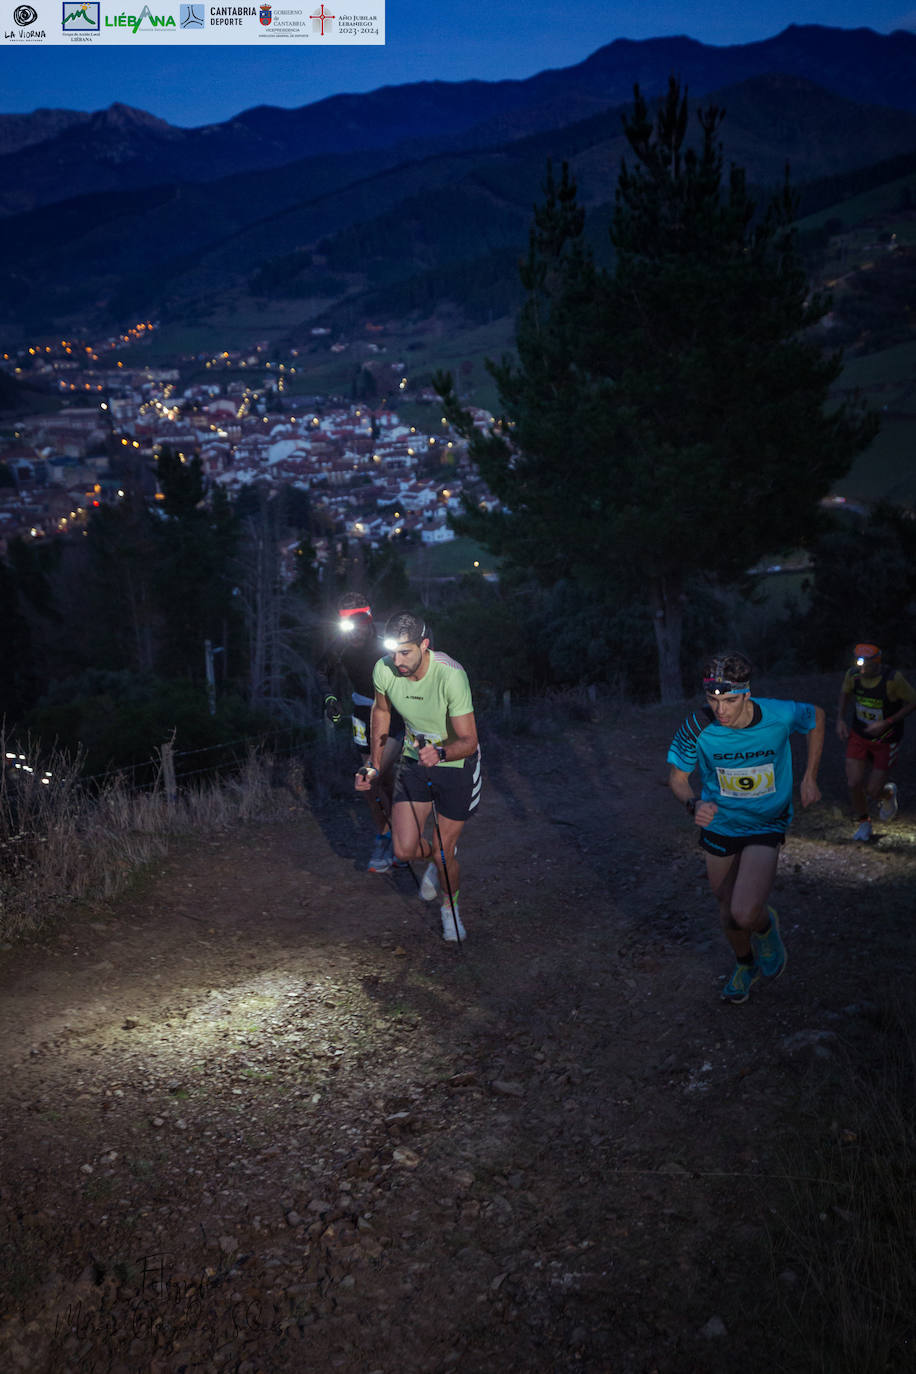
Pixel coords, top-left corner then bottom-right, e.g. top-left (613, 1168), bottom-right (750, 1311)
top-left (855, 703), bottom-right (883, 725)
top-left (406, 728), bottom-right (443, 752)
top-left (715, 763), bottom-right (776, 798)
top-left (351, 715), bottom-right (368, 749)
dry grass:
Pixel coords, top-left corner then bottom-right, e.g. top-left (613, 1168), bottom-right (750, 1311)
top-left (0, 734), bottom-right (293, 944)
top-left (767, 1008), bottom-right (916, 1372)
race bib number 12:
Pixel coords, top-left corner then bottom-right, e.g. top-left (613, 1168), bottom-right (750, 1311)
top-left (716, 762), bottom-right (776, 798)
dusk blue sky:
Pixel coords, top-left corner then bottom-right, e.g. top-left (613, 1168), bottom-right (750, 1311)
top-left (2, 2), bottom-right (916, 127)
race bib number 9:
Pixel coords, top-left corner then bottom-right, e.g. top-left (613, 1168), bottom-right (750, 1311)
top-left (716, 763), bottom-right (776, 798)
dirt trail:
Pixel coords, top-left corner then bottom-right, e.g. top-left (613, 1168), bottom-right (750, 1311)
top-left (1, 679), bottom-right (914, 1374)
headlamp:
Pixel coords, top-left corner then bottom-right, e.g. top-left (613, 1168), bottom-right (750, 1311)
top-left (384, 637), bottom-right (400, 653)
top-left (703, 678), bottom-right (751, 696)
top-left (853, 642), bottom-right (880, 670)
top-left (338, 605), bottom-right (371, 634)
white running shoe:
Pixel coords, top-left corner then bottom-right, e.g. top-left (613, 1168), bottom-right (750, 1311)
top-left (441, 902), bottom-right (466, 942)
top-left (419, 862), bottom-right (439, 901)
top-left (853, 819), bottom-right (872, 842)
top-left (878, 783), bottom-right (899, 823)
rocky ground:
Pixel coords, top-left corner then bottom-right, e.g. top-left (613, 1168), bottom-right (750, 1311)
top-left (1, 675), bottom-right (914, 1374)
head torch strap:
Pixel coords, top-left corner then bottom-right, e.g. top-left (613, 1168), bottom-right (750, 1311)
top-left (704, 679), bottom-right (751, 696)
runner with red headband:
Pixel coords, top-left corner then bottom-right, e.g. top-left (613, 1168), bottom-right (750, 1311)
top-left (667, 649), bottom-right (825, 1003)
top-left (316, 594), bottom-right (404, 872)
top-left (835, 643), bottom-right (916, 842)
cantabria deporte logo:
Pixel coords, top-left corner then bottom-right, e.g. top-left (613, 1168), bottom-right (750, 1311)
top-left (105, 3), bottom-right (176, 30)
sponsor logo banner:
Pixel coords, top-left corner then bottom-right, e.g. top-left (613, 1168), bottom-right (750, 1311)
top-left (1, 0), bottom-right (383, 42)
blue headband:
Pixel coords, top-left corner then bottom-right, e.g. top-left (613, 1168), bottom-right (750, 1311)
top-left (704, 678), bottom-right (751, 696)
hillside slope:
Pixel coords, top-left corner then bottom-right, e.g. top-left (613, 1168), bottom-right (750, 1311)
top-left (1, 674), bottom-right (913, 1373)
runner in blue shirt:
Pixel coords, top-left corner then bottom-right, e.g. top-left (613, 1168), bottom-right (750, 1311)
top-left (667, 649), bottom-right (825, 1003)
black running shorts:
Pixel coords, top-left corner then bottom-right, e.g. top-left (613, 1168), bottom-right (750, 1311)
top-left (699, 829), bottom-right (786, 857)
top-left (393, 751), bottom-right (482, 822)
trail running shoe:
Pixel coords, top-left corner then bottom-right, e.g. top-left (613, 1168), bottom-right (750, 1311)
top-left (853, 819), bottom-right (873, 842)
top-left (721, 961), bottom-right (760, 1003)
top-left (751, 906), bottom-right (787, 979)
top-left (441, 902), bottom-right (466, 942)
top-left (419, 862), bottom-right (439, 901)
top-left (878, 783), bottom-right (899, 823)
top-left (367, 833), bottom-right (391, 872)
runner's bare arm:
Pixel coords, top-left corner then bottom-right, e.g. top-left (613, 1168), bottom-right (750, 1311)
top-left (835, 685), bottom-right (852, 740)
top-left (444, 711), bottom-right (478, 761)
top-left (418, 711), bottom-right (479, 767)
top-left (800, 706), bottom-right (825, 807)
top-left (668, 765), bottom-right (695, 806)
top-left (356, 692), bottom-right (393, 791)
top-left (876, 674), bottom-right (916, 732)
top-left (668, 765), bottom-right (717, 827)
top-left (369, 691), bottom-right (392, 770)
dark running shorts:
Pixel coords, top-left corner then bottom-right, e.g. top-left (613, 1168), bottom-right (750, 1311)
top-left (699, 830), bottom-right (786, 857)
top-left (393, 751), bottom-right (482, 822)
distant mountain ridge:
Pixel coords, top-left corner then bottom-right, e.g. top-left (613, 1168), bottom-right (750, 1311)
top-left (2, 25), bottom-right (916, 338)
top-left (2, 24), bottom-right (916, 219)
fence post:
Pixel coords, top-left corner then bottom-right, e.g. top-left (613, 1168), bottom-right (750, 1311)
top-left (161, 742), bottom-right (177, 807)
top-left (205, 639), bottom-right (217, 717)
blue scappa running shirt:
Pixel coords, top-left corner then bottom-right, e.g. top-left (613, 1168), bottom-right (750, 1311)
top-left (667, 697), bottom-right (817, 836)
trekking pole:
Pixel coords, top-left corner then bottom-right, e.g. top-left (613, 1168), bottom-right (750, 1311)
top-left (416, 736), bottom-right (462, 948)
top-left (357, 766), bottom-right (421, 892)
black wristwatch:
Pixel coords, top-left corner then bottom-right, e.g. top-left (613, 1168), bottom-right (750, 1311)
top-left (435, 745), bottom-right (447, 762)
top-left (685, 798), bottom-right (696, 816)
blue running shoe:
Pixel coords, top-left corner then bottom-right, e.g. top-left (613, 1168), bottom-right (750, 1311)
top-left (367, 833), bottom-right (391, 872)
top-left (721, 961), bottom-right (760, 1003)
top-left (751, 906), bottom-right (787, 979)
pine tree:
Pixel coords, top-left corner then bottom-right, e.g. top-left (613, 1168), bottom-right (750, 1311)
top-left (437, 79), bottom-right (878, 701)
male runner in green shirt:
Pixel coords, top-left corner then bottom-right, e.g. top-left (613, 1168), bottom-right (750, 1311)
top-left (355, 611), bottom-right (481, 941)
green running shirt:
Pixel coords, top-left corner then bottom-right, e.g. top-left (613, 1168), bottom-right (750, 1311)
top-left (373, 650), bottom-right (474, 766)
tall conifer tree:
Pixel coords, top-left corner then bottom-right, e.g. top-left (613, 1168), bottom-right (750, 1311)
top-left (438, 78), bottom-right (877, 700)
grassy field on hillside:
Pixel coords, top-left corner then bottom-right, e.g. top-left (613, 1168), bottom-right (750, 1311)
top-left (833, 338), bottom-right (916, 505)
top-left (797, 173), bottom-right (916, 237)
top-left (839, 339), bottom-right (916, 396)
top-left (835, 417), bottom-right (916, 505)
top-left (405, 536), bottom-right (498, 580)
